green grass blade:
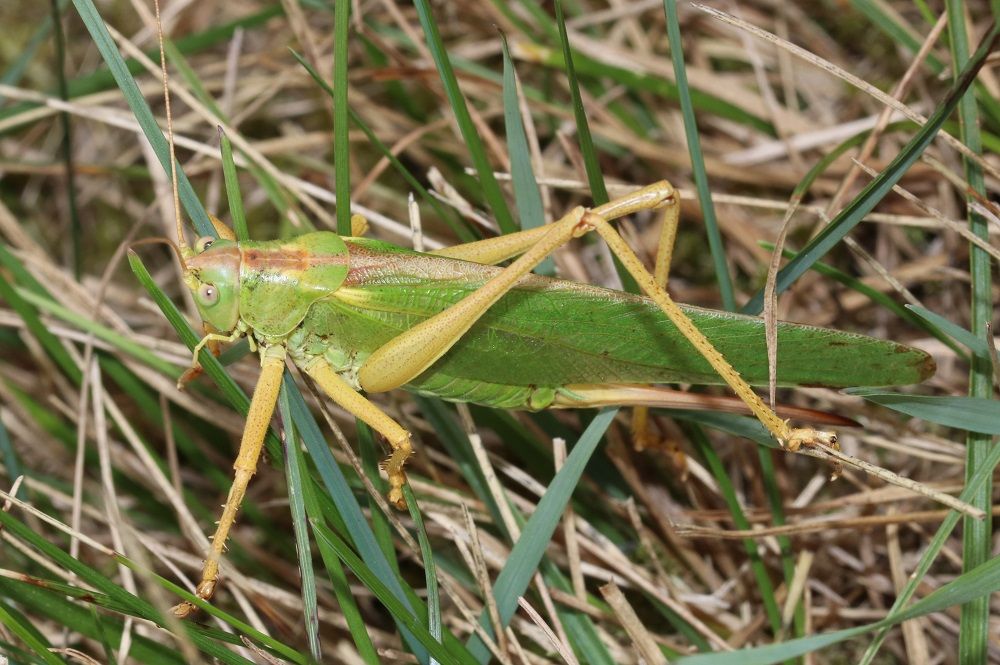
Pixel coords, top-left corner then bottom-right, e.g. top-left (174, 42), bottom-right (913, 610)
top-left (278, 390), bottom-right (321, 662)
top-left (333, 0), bottom-right (351, 235)
top-left (300, 466), bottom-right (380, 665)
top-left (552, 0), bottom-right (639, 293)
top-left (490, 42), bottom-right (773, 135)
top-left (161, 35), bottom-right (222, 115)
top-left (905, 305), bottom-right (989, 358)
top-left (311, 521), bottom-right (475, 665)
top-left (788, 120), bottom-right (917, 202)
top-left (403, 484), bottom-right (442, 657)
top-left (486, 0), bottom-right (774, 133)
top-left (0, 578), bottom-right (198, 665)
top-left (759, 241), bottom-right (966, 359)
top-left (661, 0), bottom-right (734, 311)
top-left (553, 0), bottom-right (607, 205)
top-left (646, 399), bottom-right (859, 641)
top-left (0, 599), bottom-right (62, 665)
top-left (859, 436), bottom-right (1000, 664)
top-left (849, 0), bottom-right (934, 67)
top-left (415, 397), bottom-right (504, 530)
top-left (422, 402), bottom-right (621, 662)
top-left (757, 446), bottom-right (804, 641)
top-left (850, 0), bottom-right (1000, 128)
top-left (743, 23), bottom-right (1000, 314)
top-left (293, 415), bottom-right (379, 664)
top-left (449, 402), bottom-right (637, 663)
top-left (411, 0), bottom-right (516, 234)
top-left (97, 356), bottom-right (231, 508)
top-left (686, 423), bottom-right (781, 636)
top-left (356, 421), bottom-right (400, 567)
top-left (488, 0), bottom-right (543, 40)
top-left (844, 390), bottom-right (1000, 434)
top-left (219, 129), bottom-right (249, 241)
top-left (281, 377), bottom-right (430, 663)
top-left (161, 34), bottom-right (299, 241)
top-left (946, 4), bottom-right (994, 662)
top-left (127, 572), bottom-right (305, 662)
top-left (281, 378), bottom-right (400, 584)
top-left (50, 0), bottom-right (81, 279)
top-left (0, 247), bottom-right (81, 383)
top-left (466, 407), bottom-right (617, 662)
top-left (901, 550), bottom-right (1000, 622)
top-left (14, 286), bottom-right (179, 377)
top-left (664, 410), bottom-right (774, 447)
top-left (0, 7), bottom-right (280, 124)
top-left (291, 50), bottom-right (475, 241)
top-left (500, 34), bottom-right (554, 275)
top-left (69, 0), bottom-right (214, 237)
top-left (0, 417), bottom-right (24, 499)
top-left (0, 2), bottom-right (58, 104)
top-left (538, 558), bottom-right (616, 664)
top-left (0, 506), bottom-right (294, 663)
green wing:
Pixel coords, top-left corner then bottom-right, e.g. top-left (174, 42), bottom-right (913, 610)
top-left (298, 239), bottom-right (933, 407)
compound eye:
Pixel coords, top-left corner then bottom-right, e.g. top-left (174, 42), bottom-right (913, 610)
top-left (198, 283), bottom-right (219, 306)
top-left (195, 236), bottom-right (215, 253)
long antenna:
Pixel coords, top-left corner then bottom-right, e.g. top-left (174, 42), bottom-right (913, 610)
top-left (153, 0), bottom-right (187, 258)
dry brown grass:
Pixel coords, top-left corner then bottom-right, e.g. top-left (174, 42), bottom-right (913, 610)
top-left (0, 1), bottom-right (998, 663)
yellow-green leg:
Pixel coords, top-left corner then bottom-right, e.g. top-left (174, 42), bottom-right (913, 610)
top-left (177, 323), bottom-right (230, 389)
top-left (173, 345), bottom-right (286, 618)
top-left (585, 214), bottom-right (833, 449)
top-left (430, 181), bottom-right (677, 265)
top-left (301, 357), bottom-right (412, 509)
top-left (178, 328), bottom-right (244, 390)
top-left (632, 199), bottom-right (680, 451)
top-left (360, 181), bottom-right (832, 458)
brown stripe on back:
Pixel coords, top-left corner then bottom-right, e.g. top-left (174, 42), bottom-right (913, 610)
top-left (241, 246), bottom-right (348, 272)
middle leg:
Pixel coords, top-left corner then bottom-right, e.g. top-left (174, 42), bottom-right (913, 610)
top-left (301, 356), bottom-right (412, 509)
top-left (632, 199), bottom-right (681, 450)
top-left (173, 344), bottom-right (286, 618)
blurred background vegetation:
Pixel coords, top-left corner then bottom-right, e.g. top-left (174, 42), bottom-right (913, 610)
top-left (0, 1), bottom-right (998, 663)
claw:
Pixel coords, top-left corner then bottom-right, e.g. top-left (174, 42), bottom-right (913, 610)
top-left (176, 364), bottom-right (204, 390)
top-left (171, 580), bottom-right (217, 619)
top-left (632, 431), bottom-right (654, 453)
top-left (783, 428), bottom-right (838, 452)
top-left (388, 485), bottom-right (407, 510)
top-left (783, 428), bottom-right (842, 479)
top-left (171, 601), bottom-right (197, 619)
